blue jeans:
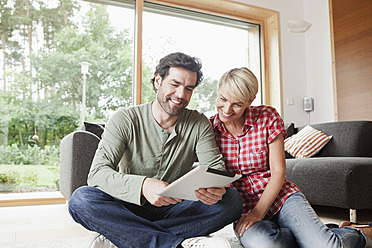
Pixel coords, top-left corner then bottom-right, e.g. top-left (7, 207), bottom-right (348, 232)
top-left (238, 192), bottom-right (369, 248)
top-left (69, 186), bottom-right (242, 248)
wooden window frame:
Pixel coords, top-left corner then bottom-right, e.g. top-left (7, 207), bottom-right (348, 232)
top-left (135, 0), bottom-right (282, 114)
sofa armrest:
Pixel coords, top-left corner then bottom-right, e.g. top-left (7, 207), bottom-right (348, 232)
top-left (286, 157), bottom-right (372, 209)
top-left (59, 131), bottom-right (100, 200)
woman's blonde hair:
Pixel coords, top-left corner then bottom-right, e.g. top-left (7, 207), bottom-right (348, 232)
top-left (218, 67), bottom-right (259, 104)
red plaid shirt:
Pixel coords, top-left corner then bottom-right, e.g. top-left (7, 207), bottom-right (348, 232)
top-left (210, 105), bottom-right (299, 217)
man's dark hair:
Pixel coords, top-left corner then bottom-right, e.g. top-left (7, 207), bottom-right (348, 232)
top-left (150, 52), bottom-right (203, 92)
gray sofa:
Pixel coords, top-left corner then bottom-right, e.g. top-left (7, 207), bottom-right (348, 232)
top-left (60, 121), bottom-right (372, 222)
top-left (59, 122), bottom-right (104, 201)
top-left (284, 121), bottom-right (372, 222)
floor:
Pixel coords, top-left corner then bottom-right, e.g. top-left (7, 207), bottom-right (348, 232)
top-left (0, 203), bottom-right (93, 244)
top-left (0, 201), bottom-right (371, 246)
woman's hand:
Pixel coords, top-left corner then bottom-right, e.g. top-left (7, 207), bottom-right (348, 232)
top-left (234, 211), bottom-right (264, 237)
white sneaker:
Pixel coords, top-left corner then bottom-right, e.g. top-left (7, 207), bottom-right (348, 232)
top-left (181, 236), bottom-right (231, 248)
top-left (87, 232), bottom-right (117, 248)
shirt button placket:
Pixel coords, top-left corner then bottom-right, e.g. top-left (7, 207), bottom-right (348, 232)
top-left (235, 139), bottom-right (241, 173)
top-left (158, 129), bottom-right (168, 176)
top-left (235, 139), bottom-right (239, 162)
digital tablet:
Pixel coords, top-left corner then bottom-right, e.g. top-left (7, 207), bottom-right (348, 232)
top-left (157, 165), bottom-right (242, 201)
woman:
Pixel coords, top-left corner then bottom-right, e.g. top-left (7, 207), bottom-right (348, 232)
top-left (209, 67), bottom-right (372, 248)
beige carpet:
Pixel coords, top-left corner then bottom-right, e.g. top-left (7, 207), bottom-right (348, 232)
top-left (3, 206), bottom-right (370, 248)
top-left (0, 236), bottom-right (91, 248)
top-left (1, 201), bottom-right (370, 248)
top-left (0, 224), bottom-right (243, 248)
top-left (211, 224), bottom-right (244, 248)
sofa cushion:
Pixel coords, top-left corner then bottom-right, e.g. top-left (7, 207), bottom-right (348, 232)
top-left (284, 123), bottom-right (295, 158)
top-left (306, 121), bottom-right (372, 157)
top-left (284, 123), bottom-right (295, 138)
top-left (284, 125), bottom-right (332, 158)
top-left (83, 122), bottom-right (105, 139)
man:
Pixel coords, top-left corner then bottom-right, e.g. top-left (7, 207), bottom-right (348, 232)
top-left (68, 52), bottom-right (242, 248)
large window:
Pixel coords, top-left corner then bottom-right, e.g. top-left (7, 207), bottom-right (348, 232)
top-left (141, 3), bottom-right (262, 115)
top-left (0, 0), bottom-right (279, 200)
top-left (0, 0), bottom-right (135, 195)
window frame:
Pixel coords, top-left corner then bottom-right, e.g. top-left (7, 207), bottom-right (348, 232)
top-left (87, 0), bottom-right (282, 113)
top-left (134, 0), bottom-right (282, 114)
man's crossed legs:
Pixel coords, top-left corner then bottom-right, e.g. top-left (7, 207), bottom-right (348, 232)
top-left (69, 186), bottom-right (242, 248)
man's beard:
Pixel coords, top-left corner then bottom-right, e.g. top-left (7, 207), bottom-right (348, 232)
top-left (157, 94), bottom-right (188, 116)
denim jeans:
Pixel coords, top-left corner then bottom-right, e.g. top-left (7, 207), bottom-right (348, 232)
top-left (238, 192), bottom-right (369, 248)
top-left (69, 186), bottom-right (242, 248)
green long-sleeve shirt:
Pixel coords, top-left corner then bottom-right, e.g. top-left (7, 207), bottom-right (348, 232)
top-left (87, 102), bottom-right (225, 205)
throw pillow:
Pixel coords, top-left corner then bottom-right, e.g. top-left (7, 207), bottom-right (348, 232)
top-left (284, 125), bottom-right (332, 158)
top-left (83, 122), bottom-right (105, 139)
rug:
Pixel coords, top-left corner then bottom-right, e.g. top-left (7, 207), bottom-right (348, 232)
top-left (0, 236), bottom-right (91, 248)
top-left (0, 224), bottom-right (243, 248)
top-left (211, 224), bottom-right (244, 248)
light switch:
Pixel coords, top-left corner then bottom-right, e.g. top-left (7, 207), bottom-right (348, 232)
top-left (287, 98), bottom-right (294, 105)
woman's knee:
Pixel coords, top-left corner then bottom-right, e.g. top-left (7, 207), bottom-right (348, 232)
top-left (239, 221), bottom-right (298, 248)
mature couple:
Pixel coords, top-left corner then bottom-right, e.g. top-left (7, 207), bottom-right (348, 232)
top-left (69, 52), bottom-right (372, 248)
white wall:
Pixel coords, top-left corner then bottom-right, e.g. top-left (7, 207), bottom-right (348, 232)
top-left (233, 0), bottom-right (335, 127)
top-left (303, 0), bottom-right (334, 125)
